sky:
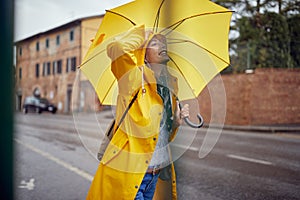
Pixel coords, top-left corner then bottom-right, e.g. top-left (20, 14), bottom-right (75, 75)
top-left (14, 0), bottom-right (132, 41)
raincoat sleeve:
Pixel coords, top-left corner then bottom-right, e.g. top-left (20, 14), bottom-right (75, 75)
top-left (106, 25), bottom-right (145, 79)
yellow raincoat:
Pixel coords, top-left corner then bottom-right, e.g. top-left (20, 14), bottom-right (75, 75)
top-left (87, 25), bottom-right (179, 200)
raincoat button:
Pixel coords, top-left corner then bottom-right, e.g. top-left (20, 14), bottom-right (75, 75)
top-left (145, 160), bottom-right (149, 164)
top-left (113, 150), bottom-right (116, 154)
top-left (135, 185), bottom-right (138, 189)
top-left (153, 137), bottom-right (156, 141)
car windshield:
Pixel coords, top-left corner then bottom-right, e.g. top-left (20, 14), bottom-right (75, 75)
top-left (39, 98), bottom-right (49, 104)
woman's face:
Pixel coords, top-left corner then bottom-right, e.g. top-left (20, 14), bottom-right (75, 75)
top-left (145, 34), bottom-right (169, 64)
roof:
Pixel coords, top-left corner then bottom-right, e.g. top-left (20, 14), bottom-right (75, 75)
top-left (15, 14), bottom-right (104, 44)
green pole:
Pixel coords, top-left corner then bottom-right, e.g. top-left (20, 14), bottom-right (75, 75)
top-left (0, 0), bottom-right (14, 199)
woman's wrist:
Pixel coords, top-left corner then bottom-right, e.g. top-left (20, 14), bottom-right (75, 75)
top-left (172, 117), bottom-right (181, 130)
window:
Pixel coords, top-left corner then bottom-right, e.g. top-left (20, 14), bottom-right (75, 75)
top-left (43, 62), bottom-right (51, 76)
top-left (66, 57), bottom-right (77, 72)
top-left (19, 67), bottom-right (22, 79)
top-left (36, 42), bottom-right (39, 51)
top-left (19, 47), bottom-right (22, 56)
top-left (71, 57), bottom-right (76, 71)
top-left (56, 35), bottom-right (60, 45)
top-left (35, 63), bottom-right (40, 78)
top-left (70, 30), bottom-right (74, 41)
top-left (47, 62), bottom-right (51, 75)
top-left (52, 60), bottom-right (62, 74)
top-left (46, 38), bottom-right (49, 48)
top-left (57, 60), bottom-right (62, 74)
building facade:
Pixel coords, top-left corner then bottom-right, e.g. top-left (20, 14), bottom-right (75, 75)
top-left (15, 15), bottom-right (103, 114)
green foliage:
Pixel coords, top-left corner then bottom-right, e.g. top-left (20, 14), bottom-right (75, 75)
top-left (215, 0), bottom-right (300, 72)
top-left (258, 12), bottom-right (290, 68)
top-left (288, 15), bottom-right (300, 68)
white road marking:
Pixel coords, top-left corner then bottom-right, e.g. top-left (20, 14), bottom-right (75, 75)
top-left (171, 143), bottom-right (198, 152)
top-left (19, 178), bottom-right (35, 190)
top-left (227, 154), bottom-right (273, 166)
top-left (15, 139), bottom-right (93, 182)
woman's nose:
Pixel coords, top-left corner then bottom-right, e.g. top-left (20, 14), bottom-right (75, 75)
top-left (159, 41), bottom-right (166, 49)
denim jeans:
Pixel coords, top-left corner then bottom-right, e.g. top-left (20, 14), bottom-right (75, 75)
top-left (134, 173), bottom-right (160, 200)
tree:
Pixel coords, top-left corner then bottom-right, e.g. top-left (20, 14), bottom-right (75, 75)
top-left (215, 0), bottom-right (300, 72)
top-left (264, 0), bottom-right (300, 16)
top-left (287, 14), bottom-right (300, 68)
top-left (258, 12), bottom-right (290, 68)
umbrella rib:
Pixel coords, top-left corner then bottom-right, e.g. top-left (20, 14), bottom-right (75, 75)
top-left (79, 48), bottom-right (106, 68)
top-left (101, 78), bottom-right (117, 104)
top-left (160, 11), bottom-right (233, 36)
top-left (168, 38), bottom-right (230, 66)
top-left (153, 0), bottom-right (166, 33)
top-left (168, 55), bottom-right (196, 96)
top-left (106, 10), bottom-right (136, 26)
top-left (79, 45), bottom-right (117, 104)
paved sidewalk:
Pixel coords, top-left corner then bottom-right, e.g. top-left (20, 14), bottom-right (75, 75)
top-left (206, 123), bottom-right (300, 133)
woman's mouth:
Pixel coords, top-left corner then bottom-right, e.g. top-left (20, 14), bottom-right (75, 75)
top-left (159, 50), bottom-right (167, 56)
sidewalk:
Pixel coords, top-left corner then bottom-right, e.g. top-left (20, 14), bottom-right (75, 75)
top-left (206, 123), bottom-right (300, 133)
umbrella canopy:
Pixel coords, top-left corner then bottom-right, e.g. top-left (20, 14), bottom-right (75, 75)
top-left (80, 0), bottom-right (233, 105)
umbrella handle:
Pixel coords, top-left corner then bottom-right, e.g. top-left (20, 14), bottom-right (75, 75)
top-left (178, 102), bottom-right (204, 129)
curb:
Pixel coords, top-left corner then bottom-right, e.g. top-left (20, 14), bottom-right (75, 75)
top-left (203, 124), bottom-right (300, 133)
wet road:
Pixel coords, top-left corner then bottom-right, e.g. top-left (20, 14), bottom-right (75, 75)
top-left (14, 112), bottom-right (300, 200)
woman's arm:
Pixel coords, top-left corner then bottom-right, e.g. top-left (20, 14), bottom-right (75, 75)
top-left (107, 25), bottom-right (145, 61)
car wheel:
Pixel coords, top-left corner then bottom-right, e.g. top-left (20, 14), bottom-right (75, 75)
top-left (35, 107), bottom-right (42, 114)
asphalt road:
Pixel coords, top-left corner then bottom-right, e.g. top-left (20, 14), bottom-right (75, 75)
top-left (14, 112), bottom-right (300, 200)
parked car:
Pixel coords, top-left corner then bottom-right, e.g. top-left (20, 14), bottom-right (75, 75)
top-left (23, 96), bottom-right (57, 114)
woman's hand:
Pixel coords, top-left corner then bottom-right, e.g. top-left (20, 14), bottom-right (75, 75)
top-left (141, 29), bottom-right (153, 48)
top-left (173, 101), bottom-right (189, 129)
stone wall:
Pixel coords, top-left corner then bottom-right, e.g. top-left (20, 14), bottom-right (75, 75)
top-left (198, 68), bottom-right (300, 125)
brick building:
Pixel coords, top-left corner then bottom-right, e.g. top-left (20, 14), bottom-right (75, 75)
top-left (15, 15), bottom-right (103, 114)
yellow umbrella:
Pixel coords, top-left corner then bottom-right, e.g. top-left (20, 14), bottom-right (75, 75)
top-left (80, 0), bottom-right (233, 127)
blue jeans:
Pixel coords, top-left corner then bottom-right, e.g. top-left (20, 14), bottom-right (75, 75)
top-left (134, 173), bottom-right (160, 200)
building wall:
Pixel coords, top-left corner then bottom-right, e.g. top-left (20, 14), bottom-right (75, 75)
top-left (81, 17), bottom-right (103, 63)
top-left (15, 17), bottom-right (103, 114)
top-left (16, 28), bottom-right (79, 113)
top-left (198, 68), bottom-right (300, 125)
